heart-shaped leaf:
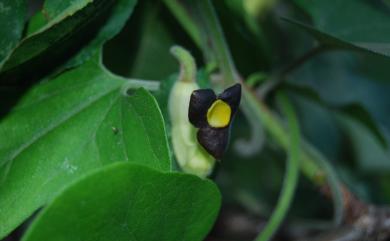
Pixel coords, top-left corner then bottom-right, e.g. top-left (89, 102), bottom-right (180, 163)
top-left (22, 163), bottom-right (221, 241)
top-left (0, 53), bottom-right (170, 238)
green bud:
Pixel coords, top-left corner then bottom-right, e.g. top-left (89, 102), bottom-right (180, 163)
top-left (168, 46), bottom-right (215, 178)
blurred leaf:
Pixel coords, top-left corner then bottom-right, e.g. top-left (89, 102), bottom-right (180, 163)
top-left (287, 84), bottom-right (387, 147)
top-left (286, 0), bottom-right (390, 57)
top-left (338, 115), bottom-right (390, 172)
top-left (242, 0), bottom-right (278, 17)
top-left (339, 104), bottom-right (387, 147)
top-left (290, 87), bottom-right (390, 186)
top-left (104, 0), bottom-right (199, 80)
top-left (287, 51), bottom-right (390, 145)
top-left (0, 0), bottom-right (27, 65)
top-left (22, 163), bottom-right (220, 241)
top-left (290, 94), bottom-right (342, 166)
top-left (213, 0), bottom-right (271, 76)
top-left (0, 53), bottom-right (170, 238)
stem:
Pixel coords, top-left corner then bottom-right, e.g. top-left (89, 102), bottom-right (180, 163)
top-left (242, 86), bottom-right (320, 181)
top-left (255, 92), bottom-right (300, 241)
top-left (244, 87), bottom-right (343, 225)
top-left (163, 0), bottom-right (202, 48)
top-left (258, 45), bottom-right (327, 98)
top-left (195, 1), bottom-right (240, 86)
top-left (280, 45), bottom-right (327, 79)
top-left (121, 79), bottom-right (160, 92)
top-left (170, 46), bottom-right (197, 83)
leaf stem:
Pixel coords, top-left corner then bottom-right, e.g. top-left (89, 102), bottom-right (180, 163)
top-left (121, 79), bottom-right (160, 92)
top-left (99, 50), bottom-right (161, 92)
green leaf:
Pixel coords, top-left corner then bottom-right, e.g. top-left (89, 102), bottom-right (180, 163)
top-left (286, 0), bottom-right (390, 57)
top-left (338, 115), bottom-right (390, 172)
top-left (0, 53), bottom-right (170, 238)
top-left (339, 104), bottom-right (387, 148)
top-left (0, 0), bottom-right (27, 65)
top-left (1, 0), bottom-right (111, 72)
top-left (287, 51), bottom-right (390, 147)
top-left (22, 163), bottom-right (221, 241)
top-left (287, 84), bottom-right (387, 147)
top-left (104, 0), bottom-right (179, 80)
top-left (66, 0), bottom-right (138, 67)
top-left (1, 0), bottom-right (137, 74)
top-left (42, 0), bottom-right (95, 19)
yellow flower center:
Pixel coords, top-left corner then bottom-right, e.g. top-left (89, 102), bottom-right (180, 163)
top-left (207, 100), bottom-right (231, 128)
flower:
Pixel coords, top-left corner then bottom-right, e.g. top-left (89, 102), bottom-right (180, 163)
top-left (169, 45), bottom-right (216, 177)
top-left (188, 84), bottom-right (241, 159)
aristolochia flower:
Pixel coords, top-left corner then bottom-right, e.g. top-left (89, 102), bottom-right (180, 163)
top-left (188, 84), bottom-right (241, 159)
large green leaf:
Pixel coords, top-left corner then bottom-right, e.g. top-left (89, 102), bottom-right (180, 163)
top-left (287, 0), bottom-right (390, 57)
top-left (0, 54), bottom-right (170, 238)
top-left (22, 163), bottom-right (220, 241)
top-left (0, 0), bottom-right (27, 65)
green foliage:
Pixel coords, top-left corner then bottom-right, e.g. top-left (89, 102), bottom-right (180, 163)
top-left (22, 163), bottom-right (220, 241)
top-left (0, 0), bottom-right (26, 66)
top-left (1, 0), bottom-right (390, 240)
top-left (1, 0), bottom-right (137, 74)
top-left (1, 0), bottom-right (107, 72)
top-left (288, 0), bottom-right (390, 57)
top-left (0, 53), bottom-right (170, 238)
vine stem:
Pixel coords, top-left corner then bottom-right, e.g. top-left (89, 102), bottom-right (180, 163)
top-left (255, 92), bottom-right (300, 241)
